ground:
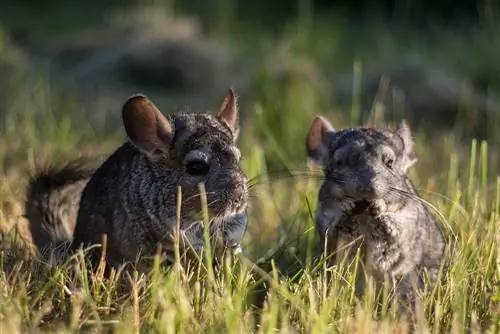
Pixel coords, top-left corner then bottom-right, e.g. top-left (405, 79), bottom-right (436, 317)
top-left (0, 2), bottom-right (499, 333)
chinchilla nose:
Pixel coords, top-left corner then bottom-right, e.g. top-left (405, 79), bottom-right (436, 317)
top-left (232, 182), bottom-right (248, 211)
top-left (226, 171), bottom-right (248, 211)
top-left (359, 185), bottom-right (376, 199)
top-left (358, 167), bottom-right (378, 198)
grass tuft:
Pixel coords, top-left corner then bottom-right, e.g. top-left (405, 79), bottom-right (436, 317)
top-left (0, 4), bottom-right (500, 333)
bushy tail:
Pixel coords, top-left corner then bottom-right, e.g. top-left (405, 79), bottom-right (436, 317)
top-left (25, 159), bottom-right (95, 263)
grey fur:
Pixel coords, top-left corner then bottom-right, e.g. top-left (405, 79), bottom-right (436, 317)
top-left (26, 89), bottom-right (249, 271)
top-left (25, 159), bottom-right (95, 264)
top-left (306, 116), bottom-right (445, 313)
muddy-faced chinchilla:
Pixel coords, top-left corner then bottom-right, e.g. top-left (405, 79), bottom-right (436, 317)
top-left (305, 115), bottom-right (445, 314)
top-left (26, 89), bottom-right (249, 272)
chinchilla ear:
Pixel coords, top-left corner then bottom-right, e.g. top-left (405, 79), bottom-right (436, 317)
top-left (396, 119), bottom-right (418, 172)
top-left (122, 94), bottom-right (174, 157)
top-left (217, 88), bottom-right (240, 141)
top-left (306, 115), bottom-right (335, 166)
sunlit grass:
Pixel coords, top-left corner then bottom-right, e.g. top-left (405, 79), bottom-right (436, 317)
top-left (0, 6), bottom-right (500, 333)
top-left (0, 87), bottom-right (498, 332)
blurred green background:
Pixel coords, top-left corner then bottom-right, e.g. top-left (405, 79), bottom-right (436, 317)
top-left (1, 0), bottom-right (500, 254)
top-left (0, 3), bottom-right (499, 332)
top-left (1, 0), bottom-right (500, 146)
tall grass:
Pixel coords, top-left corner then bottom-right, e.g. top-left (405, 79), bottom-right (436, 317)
top-left (0, 76), bottom-right (498, 333)
top-left (0, 4), bottom-right (500, 333)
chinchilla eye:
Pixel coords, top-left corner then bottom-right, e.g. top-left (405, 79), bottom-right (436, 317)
top-left (333, 157), bottom-right (344, 168)
top-left (186, 159), bottom-right (210, 176)
top-left (383, 154), bottom-right (395, 169)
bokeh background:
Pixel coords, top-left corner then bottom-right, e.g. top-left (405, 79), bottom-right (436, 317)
top-left (2, 1), bottom-right (500, 157)
top-left (1, 0), bottom-right (500, 255)
top-left (0, 1), bottom-right (499, 332)
top-left (0, 0), bottom-right (499, 260)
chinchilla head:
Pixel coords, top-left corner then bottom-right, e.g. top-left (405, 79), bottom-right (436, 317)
top-left (121, 89), bottom-right (249, 251)
top-left (306, 116), bottom-right (418, 207)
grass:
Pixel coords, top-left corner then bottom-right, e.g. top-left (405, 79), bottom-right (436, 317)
top-left (1, 3), bottom-right (500, 333)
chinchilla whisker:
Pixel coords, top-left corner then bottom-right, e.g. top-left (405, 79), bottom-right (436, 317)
top-left (247, 172), bottom-right (324, 188)
top-left (413, 187), bottom-right (468, 217)
top-left (248, 169), bottom-right (323, 182)
top-left (206, 199), bottom-right (224, 208)
top-left (389, 186), bottom-right (456, 239)
top-left (327, 177), bottom-right (345, 184)
top-left (389, 186), bottom-right (441, 211)
top-left (181, 192), bottom-right (220, 203)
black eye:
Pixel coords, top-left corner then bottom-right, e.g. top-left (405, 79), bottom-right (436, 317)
top-left (384, 155), bottom-right (394, 169)
top-left (334, 157), bottom-right (344, 169)
top-left (186, 159), bottom-right (210, 176)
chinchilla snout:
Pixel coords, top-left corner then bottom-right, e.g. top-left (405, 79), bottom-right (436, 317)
top-left (230, 175), bottom-right (248, 213)
top-left (222, 212), bottom-right (248, 247)
top-left (213, 170), bottom-right (248, 214)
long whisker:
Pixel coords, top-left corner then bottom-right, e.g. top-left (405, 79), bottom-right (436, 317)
top-left (183, 191), bottom-right (220, 202)
top-left (247, 169), bottom-right (324, 185)
top-left (388, 186), bottom-right (458, 241)
top-left (385, 166), bottom-right (463, 222)
top-left (413, 187), bottom-right (468, 217)
top-left (247, 174), bottom-right (325, 191)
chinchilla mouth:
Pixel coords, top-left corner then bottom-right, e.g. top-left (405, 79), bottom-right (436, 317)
top-left (351, 200), bottom-right (370, 215)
